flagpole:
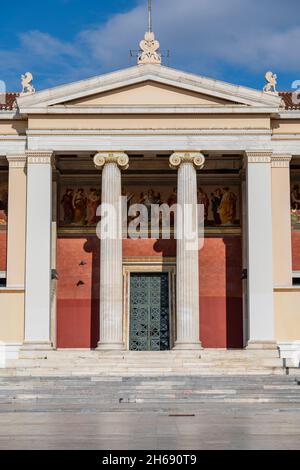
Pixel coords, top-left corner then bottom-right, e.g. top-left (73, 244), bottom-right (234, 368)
top-left (148, 0), bottom-right (152, 32)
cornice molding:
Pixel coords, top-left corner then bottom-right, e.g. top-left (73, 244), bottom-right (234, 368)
top-left (16, 64), bottom-right (282, 110)
top-left (169, 151), bottom-right (205, 169)
top-left (26, 150), bottom-right (54, 165)
top-left (6, 154), bottom-right (26, 168)
top-left (93, 151), bottom-right (129, 170)
top-left (26, 129), bottom-right (272, 136)
top-left (245, 151), bottom-right (273, 164)
top-left (271, 154), bottom-right (292, 168)
top-left (17, 105), bottom-right (280, 115)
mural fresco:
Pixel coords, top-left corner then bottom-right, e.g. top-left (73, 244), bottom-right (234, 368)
top-left (291, 182), bottom-right (300, 228)
top-left (59, 183), bottom-right (240, 228)
top-left (0, 181), bottom-right (8, 226)
top-left (60, 187), bottom-right (101, 226)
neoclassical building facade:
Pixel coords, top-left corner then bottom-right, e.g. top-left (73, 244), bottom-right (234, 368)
top-left (1, 50), bottom-right (300, 365)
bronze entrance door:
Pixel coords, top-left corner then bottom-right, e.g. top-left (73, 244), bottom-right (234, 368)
top-left (129, 273), bottom-right (170, 351)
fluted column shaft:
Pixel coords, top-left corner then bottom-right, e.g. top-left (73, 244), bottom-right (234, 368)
top-left (24, 151), bottom-right (53, 349)
top-left (170, 152), bottom-right (205, 350)
top-left (245, 151), bottom-right (276, 348)
top-left (94, 152), bottom-right (129, 350)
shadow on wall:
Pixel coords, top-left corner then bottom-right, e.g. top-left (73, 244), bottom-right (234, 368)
top-left (224, 237), bottom-right (243, 349)
top-left (199, 236), bottom-right (243, 349)
top-left (84, 237), bottom-right (100, 348)
top-left (0, 230), bottom-right (7, 273)
top-left (56, 237), bottom-right (100, 349)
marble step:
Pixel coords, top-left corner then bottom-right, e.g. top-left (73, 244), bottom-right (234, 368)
top-left (4, 361), bottom-right (285, 370)
top-left (0, 368), bottom-right (286, 377)
top-left (18, 349), bottom-right (281, 360)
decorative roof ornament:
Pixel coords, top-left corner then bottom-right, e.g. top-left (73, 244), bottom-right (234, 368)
top-left (263, 71), bottom-right (278, 94)
top-left (137, 0), bottom-right (161, 65)
top-left (20, 72), bottom-right (35, 96)
top-left (138, 31), bottom-right (161, 65)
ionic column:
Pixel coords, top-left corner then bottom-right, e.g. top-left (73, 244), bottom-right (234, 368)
top-left (245, 151), bottom-right (276, 349)
top-left (271, 154), bottom-right (293, 287)
top-left (169, 152), bottom-right (205, 350)
top-left (94, 152), bottom-right (129, 350)
top-left (6, 155), bottom-right (27, 288)
top-left (23, 151), bottom-right (53, 350)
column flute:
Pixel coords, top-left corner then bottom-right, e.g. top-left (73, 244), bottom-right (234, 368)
top-left (169, 152), bottom-right (205, 350)
top-left (94, 152), bottom-right (129, 350)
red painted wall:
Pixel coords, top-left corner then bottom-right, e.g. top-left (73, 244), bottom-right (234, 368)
top-left (57, 235), bottom-right (243, 348)
top-left (56, 237), bottom-right (100, 348)
top-left (292, 231), bottom-right (300, 271)
top-left (0, 230), bottom-right (7, 271)
top-left (200, 237), bottom-right (243, 349)
top-left (123, 238), bottom-right (176, 257)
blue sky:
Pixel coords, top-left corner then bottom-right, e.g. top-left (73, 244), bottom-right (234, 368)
top-left (0, 0), bottom-right (299, 92)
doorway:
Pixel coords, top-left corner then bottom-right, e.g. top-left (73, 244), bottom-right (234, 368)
top-left (129, 272), bottom-right (170, 351)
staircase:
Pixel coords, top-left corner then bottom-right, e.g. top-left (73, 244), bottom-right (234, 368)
top-left (0, 375), bottom-right (299, 412)
top-left (1, 348), bottom-right (298, 377)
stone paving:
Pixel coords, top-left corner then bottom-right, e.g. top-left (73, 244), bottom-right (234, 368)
top-left (0, 375), bottom-right (299, 450)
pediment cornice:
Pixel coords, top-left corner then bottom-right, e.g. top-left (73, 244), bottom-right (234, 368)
top-left (17, 64), bottom-right (282, 113)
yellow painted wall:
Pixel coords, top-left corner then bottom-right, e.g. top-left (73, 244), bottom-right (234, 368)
top-left (67, 82), bottom-right (233, 106)
top-left (275, 290), bottom-right (300, 341)
top-left (28, 114), bottom-right (271, 130)
top-left (0, 291), bottom-right (24, 342)
top-left (0, 120), bottom-right (27, 135)
top-left (272, 119), bottom-right (300, 134)
top-left (2, 115), bottom-right (300, 134)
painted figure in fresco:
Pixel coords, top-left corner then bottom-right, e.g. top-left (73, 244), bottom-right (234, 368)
top-left (211, 188), bottom-right (223, 225)
top-left (291, 203), bottom-right (300, 226)
top-left (197, 187), bottom-right (209, 222)
top-left (122, 187), bottom-right (136, 224)
top-left (167, 188), bottom-right (177, 207)
top-left (72, 188), bottom-right (87, 225)
top-left (122, 187), bottom-right (135, 207)
top-left (61, 188), bottom-right (74, 225)
top-left (0, 186), bottom-right (8, 225)
top-left (139, 189), bottom-right (162, 206)
top-left (219, 187), bottom-right (237, 226)
top-left (291, 185), bottom-right (300, 225)
top-left (140, 189), bottom-right (161, 220)
top-left (291, 184), bottom-right (300, 209)
top-left (86, 188), bottom-right (101, 225)
top-left (167, 188), bottom-right (177, 225)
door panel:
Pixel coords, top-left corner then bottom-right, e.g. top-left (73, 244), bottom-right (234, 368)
top-left (129, 273), bottom-right (170, 351)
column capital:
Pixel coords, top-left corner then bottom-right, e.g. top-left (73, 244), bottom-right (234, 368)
top-left (244, 150), bottom-right (273, 164)
top-left (169, 152), bottom-right (205, 170)
top-left (6, 154), bottom-right (26, 169)
top-left (26, 150), bottom-right (54, 165)
top-left (271, 153), bottom-right (292, 168)
top-left (94, 152), bottom-right (129, 170)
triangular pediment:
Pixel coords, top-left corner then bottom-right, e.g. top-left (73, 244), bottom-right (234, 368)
top-left (63, 81), bottom-right (234, 107)
top-left (17, 64), bottom-right (282, 112)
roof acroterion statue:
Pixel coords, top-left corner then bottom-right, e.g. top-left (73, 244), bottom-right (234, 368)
top-left (138, 0), bottom-right (161, 65)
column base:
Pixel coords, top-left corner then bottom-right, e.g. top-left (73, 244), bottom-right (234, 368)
top-left (246, 341), bottom-right (278, 350)
top-left (96, 342), bottom-right (125, 351)
top-left (173, 341), bottom-right (203, 351)
top-left (21, 341), bottom-right (53, 351)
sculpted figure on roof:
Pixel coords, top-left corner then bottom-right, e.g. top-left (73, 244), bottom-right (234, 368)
top-left (263, 71), bottom-right (278, 94)
top-left (21, 72), bottom-right (35, 95)
top-left (138, 31), bottom-right (161, 65)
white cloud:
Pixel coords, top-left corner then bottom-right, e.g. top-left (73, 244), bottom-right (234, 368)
top-left (80, 0), bottom-right (300, 73)
top-left (1, 0), bottom-right (300, 90)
